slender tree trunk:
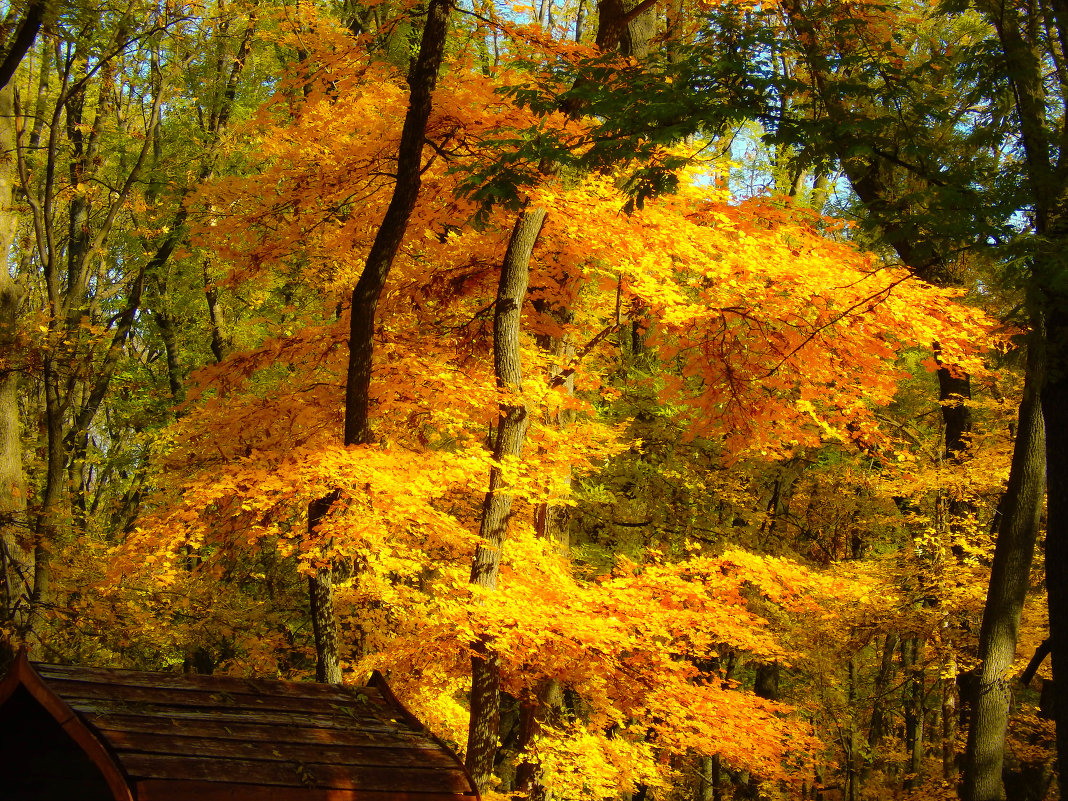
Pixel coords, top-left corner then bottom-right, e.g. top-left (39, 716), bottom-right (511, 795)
top-left (143, 225), bottom-right (190, 402)
top-left (308, 0), bottom-right (452, 682)
top-left (28, 375), bottom-right (65, 658)
top-left (342, 0), bottom-right (452, 448)
top-left (932, 348), bottom-right (971, 783)
top-left (466, 206), bottom-right (546, 792)
top-left (204, 266), bottom-right (233, 364)
top-left (962, 330), bottom-right (1046, 800)
top-left (464, 1), bottom-right (653, 782)
top-left (942, 637), bottom-right (958, 780)
top-left (844, 658), bottom-right (858, 801)
top-left (867, 630), bottom-right (898, 779)
top-left (17, 37), bottom-right (163, 655)
top-left (901, 637), bottom-right (924, 791)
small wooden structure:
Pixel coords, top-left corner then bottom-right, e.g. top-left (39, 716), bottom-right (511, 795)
top-left (0, 652), bottom-right (478, 801)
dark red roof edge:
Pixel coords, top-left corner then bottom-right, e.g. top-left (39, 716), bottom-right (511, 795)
top-left (0, 650), bottom-right (135, 801)
top-left (368, 671), bottom-right (480, 799)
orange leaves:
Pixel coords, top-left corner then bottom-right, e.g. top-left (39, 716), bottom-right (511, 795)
top-left (370, 527), bottom-right (836, 782)
top-left (527, 169), bottom-right (997, 457)
top-left (96, 11), bottom-right (1014, 793)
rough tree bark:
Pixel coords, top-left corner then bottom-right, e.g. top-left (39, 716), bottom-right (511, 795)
top-left (962, 0), bottom-right (1068, 792)
top-left (463, 1), bottom-right (657, 787)
top-left (962, 332), bottom-right (1046, 800)
top-left (465, 206), bottom-right (546, 791)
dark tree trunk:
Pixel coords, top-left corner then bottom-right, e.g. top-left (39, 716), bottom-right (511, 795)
top-left (867, 631), bottom-right (898, 771)
top-left (962, 331), bottom-right (1046, 801)
top-left (901, 637), bottom-right (924, 791)
top-left (204, 263), bottom-right (233, 364)
top-left (307, 0), bottom-right (453, 682)
top-left (154, 307), bottom-right (184, 401)
top-left (937, 360), bottom-right (972, 460)
top-left (964, 0), bottom-right (1068, 784)
top-left (514, 679), bottom-right (563, 799)
top-left (342, 0), bottom-right (452, 447)
top-left (0, 0), bottom-right (47, 90)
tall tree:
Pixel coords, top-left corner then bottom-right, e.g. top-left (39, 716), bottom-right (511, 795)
top-left (462, 0), bottom-right (663, 786)
top-left (963, 0), bottom-right (1068, 786)
top-left (762, 2), bottom-right (1049, 790)
top-left (309, 0), bottom-right (453, 682)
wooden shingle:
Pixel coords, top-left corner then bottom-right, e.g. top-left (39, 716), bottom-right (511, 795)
top-left (0, 652), bottom-right (478, 801)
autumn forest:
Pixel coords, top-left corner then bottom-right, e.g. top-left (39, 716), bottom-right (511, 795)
top-left (1, 0), bottom-right (1067, 798)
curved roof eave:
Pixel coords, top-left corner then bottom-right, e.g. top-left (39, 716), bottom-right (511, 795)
top-left (0, 649), bottom-right (135, 801)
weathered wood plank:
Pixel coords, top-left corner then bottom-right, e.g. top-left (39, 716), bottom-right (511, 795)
top-left (34, 665), bottom-right (362, 702)
top-left (121, 754), bottom-right (474, 792)
top-left (104, 729), bottom-right (459, 768)
top-left (47, 678), bottom-right (399, 722)
top-left (136, 778), bottom-right (478, 801)
top-left (71, 702), bottom-right (404, 732)
top-left (84, 713), bottom-right (431, 748)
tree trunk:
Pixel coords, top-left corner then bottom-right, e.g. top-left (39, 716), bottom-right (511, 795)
top-left (17, 34), bottom-right (164, 655)
top-left (699, 755), bottom-right (722, 801)
top-left (342, 0), bottom-right (452, 448)
top-left (901, 637), bottom-right (924, 791)
top-left (154, 305), bottom-right (185, 402)
top-left (942, 639), bottom-right (958, 781)
top-left (514, 678), bottom-right (563, 799)
top-left (937, 356), bottom-right (972, 460)
top-left (308, 490), bottom-right (342, 683)
top-left (204, 262), bottom-right (233, 364)
top-left (962, 331), bottom-right (1046, 800)
top-left (0, 0), bottom-right (48, 90)
top-left (464, 0), bottom-right (656, 782)
top-left (465, 206), bottom-right (546, 792)
top-left (867, 630), bottom-right (898, 779)
top-left (307, 0), bottom-right (452, 682)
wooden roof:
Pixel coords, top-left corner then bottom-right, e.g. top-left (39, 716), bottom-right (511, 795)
top-left (0, 652), bottom-right (478, 801)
